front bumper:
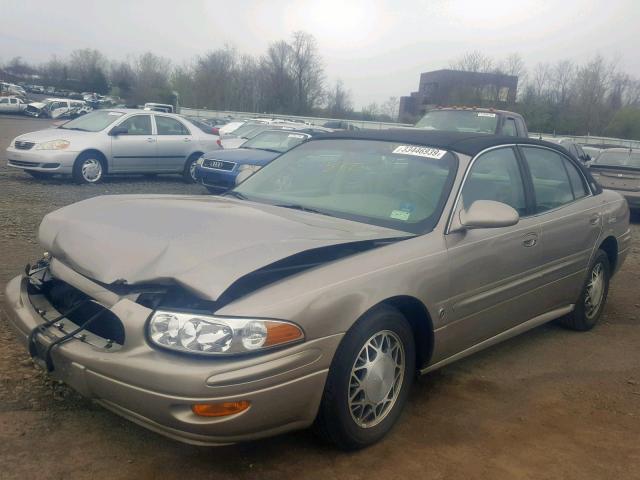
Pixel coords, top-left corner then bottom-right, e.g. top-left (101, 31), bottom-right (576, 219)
top-left (196, 165), bottom-right (237, 190)
top-left (6, 146), bottom-right (77, 174)
top-left (4, 274), bottom-right (339, 445)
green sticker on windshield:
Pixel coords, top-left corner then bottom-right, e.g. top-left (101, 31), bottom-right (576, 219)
top-left (390, 210), bottom-right (410, 221)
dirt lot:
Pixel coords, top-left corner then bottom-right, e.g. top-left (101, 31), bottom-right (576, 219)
top-left (0, 115), bottom-right (639, 480)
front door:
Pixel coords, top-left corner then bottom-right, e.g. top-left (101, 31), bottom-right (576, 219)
top-left (153, 115), bottom-right (193, 172)
top-left (441, 146), bottom-right (544, 359)
top-left (110, 114), bottom-right (157, 172)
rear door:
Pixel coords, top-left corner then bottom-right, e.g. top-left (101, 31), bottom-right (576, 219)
top-left (519, 145), bottom-right (602, 311)
top-left (442, 146), bottom-right (544, 358)
top-left (110, 114), bottom-right (157, 172)
top-left (154, 115), bottom-right (193, 171)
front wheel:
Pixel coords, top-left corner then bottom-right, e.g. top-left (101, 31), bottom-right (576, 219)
top-left (314, 305), bottom-right (415, 450)
top-left (72, 153), bottom-right (105, 184)
top-left (559, 249), bottom-right (610, 331)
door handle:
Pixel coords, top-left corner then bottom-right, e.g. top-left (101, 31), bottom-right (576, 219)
top-left (183, 137), bottom-right (191, 142)
top-left (589, 214), bottom-right (601, 225)
top-left (522, 233), bottom-right (538, 247)
top-left (146, 137), bottom-right (155, 143)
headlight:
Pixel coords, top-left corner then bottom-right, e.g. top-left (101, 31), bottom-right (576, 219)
top-left (36, 139), bottom-right (70, 150)
top-left (148, 310), bottom-right (304, 355)
top-left (238, 164), bottom-right (262, 173)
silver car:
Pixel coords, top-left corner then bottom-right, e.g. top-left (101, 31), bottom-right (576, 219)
top-left (5, 131), bottom-right (631, 450)
top-left (6, 109), bottom-right (220, 183)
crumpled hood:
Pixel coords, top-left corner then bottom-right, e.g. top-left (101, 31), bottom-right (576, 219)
top-left (39, 195), bottom-right (409, 300)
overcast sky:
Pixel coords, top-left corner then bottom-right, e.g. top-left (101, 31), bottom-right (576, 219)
top-left (2, 0), bottom-right (639, 107)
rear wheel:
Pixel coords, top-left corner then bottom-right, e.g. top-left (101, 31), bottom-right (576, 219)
top-left (314, 305), bottom-right (415, 450)
top-left (183, 153), bottom-right (201, 183)
top-left (72, 153), bottom-right (105, 184)
top-left (559, 249), bottom-right (610, 331)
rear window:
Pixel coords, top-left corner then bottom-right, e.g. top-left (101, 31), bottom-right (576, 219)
top-left (415, 110), bottom-right (499, 134)
top-left (594, 151), bottom-right (640, 168)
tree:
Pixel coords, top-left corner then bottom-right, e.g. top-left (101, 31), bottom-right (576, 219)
top-left (69, 48), bottom-right (109, 93)
top-left (133, 52), bottom-right (172, 104)
top-left (381, 96), bottom-right (399, 121)
top-left (605, 107), bottom-right (640, 140)
top-left (289, 31), bottom-right (324, 114)
top-left (326, 80), bottom-right (353, 118)
top-left (450, 51), bottom-right (494, 73)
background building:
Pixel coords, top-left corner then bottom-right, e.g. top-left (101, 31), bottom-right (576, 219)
top-left (399, 69), bottom-right (518, 121)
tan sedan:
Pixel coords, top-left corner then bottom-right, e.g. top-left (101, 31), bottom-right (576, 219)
top-left (5, 130), bottom-right (631, 449)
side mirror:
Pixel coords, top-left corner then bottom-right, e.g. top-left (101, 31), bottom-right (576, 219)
top-left (109, 125), bottom-right (128, 136)
top-left (456, 200), bottom-right (519, 230)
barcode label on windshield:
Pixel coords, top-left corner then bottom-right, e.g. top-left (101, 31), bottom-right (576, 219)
top-left (288, 133), bottom-right (305, 139)
top-left (393, 145), bottom-right (447, 159)
top-left (477, 112), bottom-right (496, 117)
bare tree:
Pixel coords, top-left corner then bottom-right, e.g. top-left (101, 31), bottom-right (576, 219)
top-left (289, 31), bottom-right (324, 114)
top-left (326, 79), bottom-right (353, 118)
top-left (381, 96), bottom-right (399, 120)
top-left (450, 51), bottom-right (494, 73)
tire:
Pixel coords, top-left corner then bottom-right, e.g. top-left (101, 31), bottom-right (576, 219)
top-left (26, 170), bottom-right (52, 179)
top-left (559, 249), bottom-right (610, 331)
top-left (314, 305), bottom-right (415, 450)
top-left (72, 152), bottom-right (105, 184)
top-left (183, 153), bottom-right (201, 183)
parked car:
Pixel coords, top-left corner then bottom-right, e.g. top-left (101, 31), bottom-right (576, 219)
top-left (144, 102), bottom-right (174, 113)
top-left (0, 96), bottom-right (28, 113)
top-left (4, 130), bottom-right (629, 450)
top-left (25, 98), bottom-right (91, 119)
top-left (589, 148), bottom-right (640, 210)
top-left (1, 82), bottom-right (26, 98)
top-left (544, 138), bottom-right (592, 163)
top-left (220, 123), bottom-right (298, 149)
top-left (414, 107), bottom-right (529, 137)
top-left (196, 129), bottom-right (317, 192)
top-left (182, 116), bottom-right (219, 135)
top-left (6, 109), bottom-right (220, 183)
top-left (217, 121), bottom-right (245, 136)
top-left (582, 145), bottom-right (604, 160)
top-left (323, 120), bottom-right (360, 131)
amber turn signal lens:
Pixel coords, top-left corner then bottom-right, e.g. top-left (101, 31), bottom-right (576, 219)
top-left (192, 401), bottom-right (251, 417)
top-left (265, 322), bottom-right (304, 347)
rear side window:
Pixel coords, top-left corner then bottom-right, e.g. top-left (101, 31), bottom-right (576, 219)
top-left (156, 116), bottom-right (190, 135)
top-left (462, 147), bottom-right (527, 216)
top-left (521, 147), bottom-right (582, 212)
top-left (564, 159), bottom-right (588, 199)
top-left (502, 118), bottom-right (517, 137)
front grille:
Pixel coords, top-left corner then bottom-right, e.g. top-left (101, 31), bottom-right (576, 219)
top-left (203, 159), bottom-right (235, 171)
top-left (42, 279), bottom-right (125, 345)
top-left (9, 160), bottom-right (39, 167)
top-left (15, 141), bottom-right (35, 150)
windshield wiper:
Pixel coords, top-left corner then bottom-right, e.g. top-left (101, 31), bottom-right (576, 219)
top-left (275, 204), bottom-right (333, 217)
top-left (258, 148), bottom-right (282, 154)
top-left (223, 190), bottom-right (248, 200)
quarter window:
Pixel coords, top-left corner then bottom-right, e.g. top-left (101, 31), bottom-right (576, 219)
top-left (564, 158), bottom-right (588, 199)
top-left (462, 147), bottom-right (527, 216)
top-left (521, 147), bottom-right (581, 212)
top-left (155, 116), bottom-right (189, 135)
top-left (118, 115), bottom-right (152, 135)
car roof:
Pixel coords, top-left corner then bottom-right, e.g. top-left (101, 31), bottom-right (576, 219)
top-left (311, 129), bottom-right (566, 157)
top-left (427, 107), bottom-right (524, 117)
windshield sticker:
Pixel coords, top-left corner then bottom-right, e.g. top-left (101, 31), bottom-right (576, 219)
top-left (288, 133), bottom-right (305, 139)
top-left (477, 112), bottom-right (496, 117)
top-left (108, 112), bottom-right (124, 116)
top-left (390, 210), bottom-right (411, 221)
top-left (392, 145), bottom-right (447, 159)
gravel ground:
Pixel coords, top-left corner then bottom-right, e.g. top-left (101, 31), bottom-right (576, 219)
top-left (0, 115), bottom-right (639, 480)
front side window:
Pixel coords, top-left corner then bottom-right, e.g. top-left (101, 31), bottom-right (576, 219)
top-left (521, 147), bottom-right (577, 212)
top-left (234, 139), bottom-right (458, 233)
top-left (462, 147), bottom-right (526, 216)
top-left (118, 115), bottom-right (152, 135)
top-left (155, 116), bottom-right (189, 135)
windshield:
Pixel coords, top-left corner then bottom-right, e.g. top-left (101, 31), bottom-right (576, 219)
top-left (59, 110), bottom-right (124, 132)
top-left (234, 139), bottom-right (457, 233)
top-left (593, 150), bottom-right (640, 169)
top-left (241, 130), bottom-right (309, 153)
top-left (415, 110), bottom-right (499, 134)
top-left (227, 123), bottom-right (263, 138)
